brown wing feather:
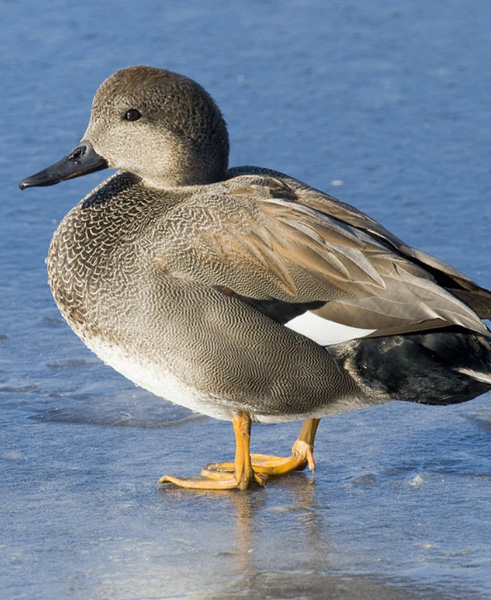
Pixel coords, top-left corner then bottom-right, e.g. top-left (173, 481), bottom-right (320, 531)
top-left (230, 166), bottom-right (491, 319)
top-left (159, 170), bottom-right (489, 337)
top-left (257, 196), bottom-right (488, 335)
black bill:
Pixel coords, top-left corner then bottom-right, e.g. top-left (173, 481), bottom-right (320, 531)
top-left (19, 140), bottom-right (108, 190)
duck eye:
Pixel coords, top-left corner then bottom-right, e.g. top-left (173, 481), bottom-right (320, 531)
top-left (124, 108), bottom-right (142, 122)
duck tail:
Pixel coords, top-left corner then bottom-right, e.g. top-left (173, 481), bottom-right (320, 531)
top-left (330, 327), bottom-right (491, 406)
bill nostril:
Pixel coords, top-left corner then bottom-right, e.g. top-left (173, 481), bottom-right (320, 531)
top-left (69, 145), bottom-right (86, 161)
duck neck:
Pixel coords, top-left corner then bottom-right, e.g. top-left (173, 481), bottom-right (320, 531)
top-left (142, 135), bottom-right (229, 189)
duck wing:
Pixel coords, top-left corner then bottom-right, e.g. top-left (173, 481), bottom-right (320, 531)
top-left (156, 172), bottom-right (489, 339)
top-left (229, 166), bottom-right (491, 320)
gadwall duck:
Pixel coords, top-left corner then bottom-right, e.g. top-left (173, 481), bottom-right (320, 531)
top-left (20, 66), bottom-right (491, 490)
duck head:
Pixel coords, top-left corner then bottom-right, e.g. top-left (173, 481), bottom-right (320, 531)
top-left (20, 66), bottom-right (230, 190)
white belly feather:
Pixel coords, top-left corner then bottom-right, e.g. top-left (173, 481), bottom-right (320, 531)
top-left (83, 336), bottom-right (236, 421)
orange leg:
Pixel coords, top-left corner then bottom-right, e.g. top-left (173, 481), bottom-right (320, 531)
top-left (158, 412), bottom-right (267, 490)
top-left (206, 418), bottom-right (320, 477)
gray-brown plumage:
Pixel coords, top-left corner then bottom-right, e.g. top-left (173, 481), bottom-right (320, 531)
top-left (20, 66), bottom-right (491, 490)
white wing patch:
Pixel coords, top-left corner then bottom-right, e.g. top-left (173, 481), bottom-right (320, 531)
top-left (285, 311), bottom-right (376, 345)
top-left (456, 368), bottom-right (491, 385)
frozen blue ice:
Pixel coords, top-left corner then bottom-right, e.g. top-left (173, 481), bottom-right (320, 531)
top-left (2, 1), bottom-right (491, 598)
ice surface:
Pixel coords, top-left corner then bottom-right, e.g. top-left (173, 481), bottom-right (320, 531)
top-left (2, 1), bottom-right (491, 598)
